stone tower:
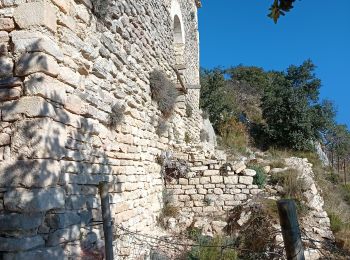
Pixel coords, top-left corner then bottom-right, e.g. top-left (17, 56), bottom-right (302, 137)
top-left (0, 0), bottom-right (204, 258)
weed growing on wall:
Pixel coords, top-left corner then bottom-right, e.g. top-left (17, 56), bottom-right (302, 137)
top-left (108, 103), bottom-right (125, 128)
top-left (150, 70), bottom-right (179, 119)
top-left (184, 131), bottom-right (191, 144)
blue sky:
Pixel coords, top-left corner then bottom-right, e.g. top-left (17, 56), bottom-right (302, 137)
top-left (198, 0), bottom-right (350, 128)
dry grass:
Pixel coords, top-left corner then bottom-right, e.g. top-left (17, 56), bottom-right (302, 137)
top-left (150, 70), bottom-right (179, 118)
top-left (269, 159), bottom-right (286, 169)
top-left (218, 118), bottom-right (249, 154)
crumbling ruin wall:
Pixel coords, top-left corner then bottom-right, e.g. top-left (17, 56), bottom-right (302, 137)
top-left (0, 0), bottom-right (203, 258)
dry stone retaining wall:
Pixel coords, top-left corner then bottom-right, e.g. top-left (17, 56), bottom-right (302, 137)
top-left (166, 159), bottom-right (261, 215)
top-left (0, 0), bottom-right (205, 258)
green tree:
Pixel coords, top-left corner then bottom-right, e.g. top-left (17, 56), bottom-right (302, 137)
top-left (200, 69), bottom-right (238, 131)
top-left (261, 60), bottom-right (335, 150)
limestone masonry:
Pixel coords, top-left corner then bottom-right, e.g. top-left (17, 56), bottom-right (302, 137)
top-left (0, 0), bottom-right (334, 259)
top-left (0, 0), bottom-right (206, 258)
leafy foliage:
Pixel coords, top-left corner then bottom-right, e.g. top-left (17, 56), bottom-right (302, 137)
top-left (262, 60), bottom-right (335, 150)
top-left (250, 165), bottom-right (267, 188)
top-left (150, 70), bottom-right (179, 119)
top-left (200, 61), bottom-right (336, 152)
top-left (268, 0), bottom-right (296, 23)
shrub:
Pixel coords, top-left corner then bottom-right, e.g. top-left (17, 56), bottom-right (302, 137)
top-left (218, 117), bottom-right (249, 153)
top-left (269, 169), bottom-right (304, 200)
top-left (326, 172), bottom-right (340, 184)
top-left (200, 129), bottom-right (209, 142)
top-left (150, 70), bottom-right (179, 118)
top-left (250, 165), bottom-right (267, 188)
top-left (108, 103), bottom-right (125, 128)
top-left (329, 212), bottom-right (344, 233)
top-left (269, 159), bottom-right (286, 169)
top-left (186, 103), bottom-right (193, 117)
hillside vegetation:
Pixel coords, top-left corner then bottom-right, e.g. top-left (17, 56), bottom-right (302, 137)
top-left (200, 60), bottom-right (350, 254)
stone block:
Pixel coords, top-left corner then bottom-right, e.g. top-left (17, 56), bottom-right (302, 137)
top-left (239, 176), bottom-right (253, 185)
top-left (0, 31), bottom-right (9, 42)
top-left (0, 159), bottom-right (60, 188)
top-left (197, 188), bottom-right (207, 194)
top-left (4, 187), bottom-right (65, 212)
top-left (0, 18), bottom-right (14, 31)
top-left (15, 52), bottom-right (60, 77)
top-left (178, 178), bottom-right (188, 185)
top-left (11, 31), bottom-right (64, 61)
top-left (250, 189), bottom-right (260, 195)
top-left (185, 189), bottom-right (196, 195)
top-left (46, 212), bottom-right (81, 229)
top-left (199, 177), bottom-right (210, 184)
top-left (0, 77), bottom-right (22, 89)
top-left (0, 236), bottom-right (44, 251)
top-left (234, 194), bottom-right (247, 201)
top-left (52, 0), bottom-right (70, 13)
top-left (11, 118), bottom-right (66, 159)
top-left (1, 96), bottom-right (56, 121)
top-left (210, 176), bottom-right (223, 184)
top-left (224, 176), bottom-right (238, 184)
top-left (65, 195), bottom-right (87, 210)
top-left (14, 2), bottom-right (57, 32)
top-left (64, 95), bottom-right (86, 114)
top-left (0, 213), bottom-right (43, 232)
top-left (178, 195), bottom-right (190, 202)
top-left (243, 169), bottom-right (256, 177)
top-left (190, 166), bottom-right (208, 171)
top-left (58, 67), bottom-right (80, 87)
top-left (3, 246), bottom-right (64, 260)
top-left (0, 133), bottom-right (10, 146)
top-left (189, 178), bottom-right (199, 185)
top-left (0, 56), bottom-right (13, 78)
top-left (0, 87), bottom-right (21, 101)
top-left (214, 188), bottom-right (223, 195)
top-left (232, 161), bottom-right (246, 174)
top-left (47, 224), bottom-right (81, 246)
top-left (263, 165), bottom-right (271, 173)
top-left (24, 73), bottom-right (67, 104)
top-left (203, 170), bottom-right (219, 176)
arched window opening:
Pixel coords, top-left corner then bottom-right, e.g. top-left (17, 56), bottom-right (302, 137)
top-left (173, 15), bottom-right (185, 67)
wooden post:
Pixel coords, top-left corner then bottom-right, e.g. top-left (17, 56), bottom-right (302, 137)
top-left (277, 199), bottom-right (305, 260)
top-left (99, 181), bottom-right (114, 260)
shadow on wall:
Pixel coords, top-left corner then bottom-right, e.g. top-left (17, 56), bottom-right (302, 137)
top-left (0, 46), bottom-right (117, 258)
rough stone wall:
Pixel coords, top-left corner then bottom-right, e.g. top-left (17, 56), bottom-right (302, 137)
top-left (0, 0), bottom-right (202, 258)
top-left (166, 160), bottom-right (261, 215)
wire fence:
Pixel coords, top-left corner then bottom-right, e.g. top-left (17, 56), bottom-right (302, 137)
top-left (88, 221), bottom-right (343, 260)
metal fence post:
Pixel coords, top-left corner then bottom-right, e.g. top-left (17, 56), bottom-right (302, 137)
top-left (99, 181), bottom-right (114, 260)
top-left (277, 199), bottom-right (305, 260)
